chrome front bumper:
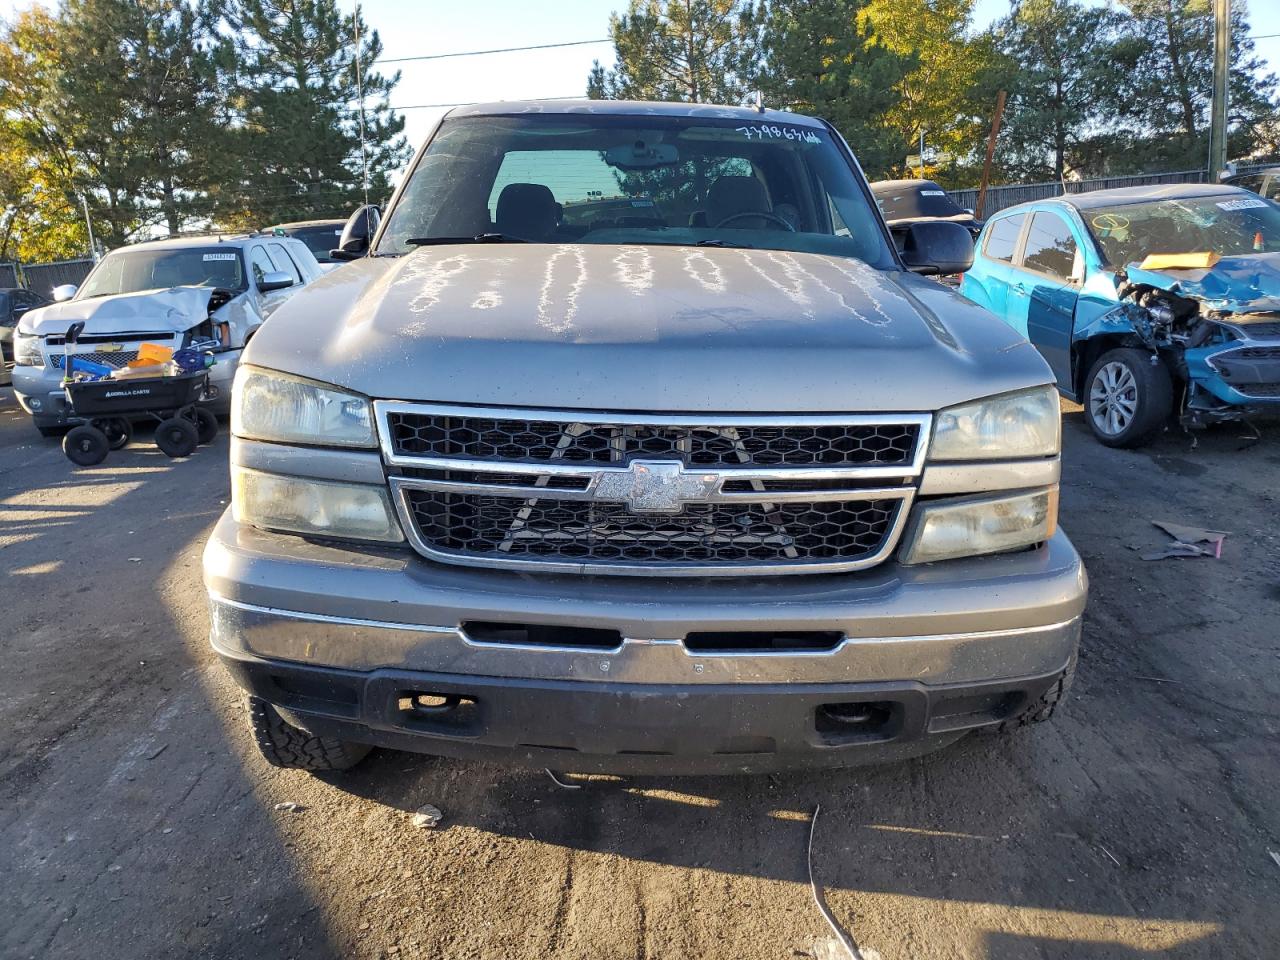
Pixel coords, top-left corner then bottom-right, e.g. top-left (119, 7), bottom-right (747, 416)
top-left (205, 510), bottom-right (1087, 688)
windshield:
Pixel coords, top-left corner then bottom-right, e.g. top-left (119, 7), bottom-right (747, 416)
top-left (78, 247), bottom-right (247, 299)
top-left (1084, 193), bottom-right (1280, 267)
top-left (284, 225), bottom-right (342, 262)
top-left (377, 114), bottom-right (895, 267)
top-left (873, 182), bottom-right (966, 220)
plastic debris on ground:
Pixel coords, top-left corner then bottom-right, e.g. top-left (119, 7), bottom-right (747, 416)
top-left (411, 804), bottom-right (443, 829)
top-left (1141, 520), bottom-right (1228, 561)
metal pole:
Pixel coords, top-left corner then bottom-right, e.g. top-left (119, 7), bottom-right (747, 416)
top-left (81, 196), bottom-right (97, 260)
top-left (1209, 0), bottom-right (1230, 180)
top-left (975, 91), bottom-right (1007, 220)
top-left (919, 129), bottom-right (925, 178)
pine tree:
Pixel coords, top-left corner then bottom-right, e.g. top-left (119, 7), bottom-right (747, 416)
top-left (217, 0), bottom-right (408, 227)
top-left (586, 0), bottom-right (759, 104)
top-left (750, 0), bottom-right (910, 177)
top-left (995, 0), bottom-right (1122, 181)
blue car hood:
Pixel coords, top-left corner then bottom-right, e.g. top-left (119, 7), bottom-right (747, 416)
top-left (1125, 252), bottom-right (1280, 313)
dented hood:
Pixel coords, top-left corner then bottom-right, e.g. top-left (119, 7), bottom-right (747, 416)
top-left (245, 243), bottom-right (1050, 413)
top-left (18, 287), bottom-right (214, 337)
top-left (1126, 252), bottom-right (1280, 313)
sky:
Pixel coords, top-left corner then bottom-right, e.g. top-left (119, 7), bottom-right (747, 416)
top-left (0, 0), bottom-right (1278, 167)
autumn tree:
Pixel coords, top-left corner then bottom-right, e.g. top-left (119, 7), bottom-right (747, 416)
top-left (859, 0), bottom-right (1000, 173)
top-left (587, 0), bottom-right (759, 104)
top-left (0, 8), bottom-right (88, 261)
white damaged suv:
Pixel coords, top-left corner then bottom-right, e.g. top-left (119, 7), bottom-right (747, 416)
top-left (12, 233), bottom-right (323, 434)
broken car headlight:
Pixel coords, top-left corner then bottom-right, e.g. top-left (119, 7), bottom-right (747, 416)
top-left (233, 466), bottom-right (404, 543)
top-left (928, 386), bottom-right (1060, 461)
top-left (232, 365), bottom-right (375, 448)
top-left (13, 331), bottom-right (43, 366)
top-left (900, 486), bottom-right (1058, 565)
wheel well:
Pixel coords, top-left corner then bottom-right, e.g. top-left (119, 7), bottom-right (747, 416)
top-left (1072, 336), bottom-right (1185, 406)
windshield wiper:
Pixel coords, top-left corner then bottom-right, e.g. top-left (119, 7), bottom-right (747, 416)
top-left (695, 239), bottom-right (752, 248)
top-left (405, 233), bottom-right (528, 246)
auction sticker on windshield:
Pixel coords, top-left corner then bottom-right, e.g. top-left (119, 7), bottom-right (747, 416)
top-left (203, 253), bottom-right (238, 261)
top-left (1217, 198), bottom-right (1269, 211)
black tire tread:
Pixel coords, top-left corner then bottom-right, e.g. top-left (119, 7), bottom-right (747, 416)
top-left (248, 696), bottom-right (370, 771)
top-left (992, 655), bottom-right (1077, 733)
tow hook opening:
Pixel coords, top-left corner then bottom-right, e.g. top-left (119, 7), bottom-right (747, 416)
top-left (815, 700), bottom-right (899, 743)
top-left (396, 691), bottom-right (480, 733)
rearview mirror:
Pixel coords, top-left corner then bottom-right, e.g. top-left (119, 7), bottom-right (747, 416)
top-left (900, 221), bottom-right (974, 276)
top-left (258, 271), bottom-right (295, 292)
top-left (52, 284), bottom-right (78, 302)
top-left (331, 204), bottom-right (382, 261)
top-left (604, 141), bottom-right (679, 169)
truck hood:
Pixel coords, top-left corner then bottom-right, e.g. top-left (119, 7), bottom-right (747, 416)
top-left (19, 287), bottom-right (215, 337)
top-left (1125, 252), bottom-right (1280, 314)
top-left (246, 244), bottom-right (1050, 413)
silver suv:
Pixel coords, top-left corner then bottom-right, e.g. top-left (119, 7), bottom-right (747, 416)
top-left (12, 233), bottom-right (322, 433)
top-left (205, 100), bottom-right (1087, 774)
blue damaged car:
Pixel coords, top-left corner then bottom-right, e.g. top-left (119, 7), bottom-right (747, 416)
top-left (962, 184), bottom-right (1280, 447)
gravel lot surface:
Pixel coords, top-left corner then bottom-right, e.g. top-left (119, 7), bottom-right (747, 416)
top-left (2, 387), bottom-right (1277, 959)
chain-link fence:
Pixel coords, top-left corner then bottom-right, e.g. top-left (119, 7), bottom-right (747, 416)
top-left (22, 259), bottom-right (95, 299)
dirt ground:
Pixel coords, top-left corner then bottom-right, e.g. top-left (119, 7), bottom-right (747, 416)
top-left (1, 386), bottom-right (1277, 960)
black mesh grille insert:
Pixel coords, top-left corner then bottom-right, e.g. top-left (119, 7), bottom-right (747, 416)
top-left (403, 490), bottom-right (899, 567)
top-left (387, 414), bottom-right (919, 468)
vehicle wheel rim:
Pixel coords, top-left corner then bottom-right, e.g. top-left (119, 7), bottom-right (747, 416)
top-left (1089, 361), bottom-right (1138, 436)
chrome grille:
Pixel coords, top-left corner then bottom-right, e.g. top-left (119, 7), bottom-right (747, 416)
top-left (403, 491), bottom-right (901, 567)
top-left (377, 403), bottom-right (929, 576)
top-left (50, 351), bottom-right (139, 370)
top-left (385, 412), bottom-right (919, 467)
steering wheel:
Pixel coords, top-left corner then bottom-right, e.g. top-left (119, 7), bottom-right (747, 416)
top-left (713, 210), bottom-right (796, 232)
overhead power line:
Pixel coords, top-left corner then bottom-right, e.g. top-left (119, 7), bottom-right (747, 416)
top-left (377, 38), bottom-right (610, 65)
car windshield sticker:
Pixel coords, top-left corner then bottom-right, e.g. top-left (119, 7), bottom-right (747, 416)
top-left (1217, 197), bottom-right (1268, 211)
top-left (202, 253), bottom-right (237, 261)
top-left (920, 190), bottom-right (947, 196)
top-left (734, 124), bottom-right (822, 144)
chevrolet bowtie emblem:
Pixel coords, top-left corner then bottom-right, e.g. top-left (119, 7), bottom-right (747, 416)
top-left (591, 460), bottom-right (719, 514)
top-left (98, 343), bottom-right (124, 353)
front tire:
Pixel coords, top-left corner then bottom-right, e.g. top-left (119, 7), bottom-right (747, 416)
top-left (248, 697), bottom-right (371, 772)
top-left (1085, 348), bottom-right (1173, 448)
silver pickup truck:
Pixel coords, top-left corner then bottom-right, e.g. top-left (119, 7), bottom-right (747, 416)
top-left (204, 100), bottom-right (1087, 775)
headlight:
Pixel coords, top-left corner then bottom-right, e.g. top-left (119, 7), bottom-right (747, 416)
top-left (900, 486), bottom-right (1057, 565)
top-left (233, 467), bottom-right (403, 542)
top-left (14, 332), bottom-right (43, 366)
top-left (232, 366), bottom-right (375, 447)
top-left (929, 386), bottom-right (1059, 461)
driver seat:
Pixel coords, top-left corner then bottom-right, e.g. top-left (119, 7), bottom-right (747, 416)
top-left (703, 175), bottom-right (774, 229)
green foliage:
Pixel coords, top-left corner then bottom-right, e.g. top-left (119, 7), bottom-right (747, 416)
top-left (1106, 0), bottom-right (1279, 170)
top-left (0, 8), bottom-right (88, 261)
top-left (995, 0), bottom-right (1124, 181)
top-left (216, 0), bottom-right (408, 228)
top-left (749, 0), bottom-right (909, 176)
top-left (860, 0), bottom-right (1001, 174)
top-left (587, 0), bottom-right (758, 104)
top-left (0, 0), bottom-right (407, 256)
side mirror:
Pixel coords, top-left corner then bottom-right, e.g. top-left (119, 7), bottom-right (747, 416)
top-left (52, 284), bottom-right (78, 302)
top-left (258, 271), bottom-right (295, 292)
top-left (331, 204), bottom-right (382, 261)
top-left (901, 221), bottom-right (974, 276)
